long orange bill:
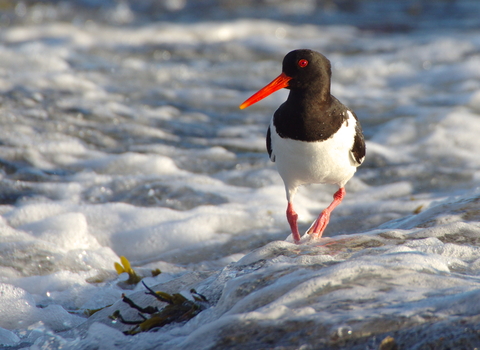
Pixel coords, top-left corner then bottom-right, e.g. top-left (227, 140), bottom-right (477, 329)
top-left (239, 72), bottom-right (292, 109)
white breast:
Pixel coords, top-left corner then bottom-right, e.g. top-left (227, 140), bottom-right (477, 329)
top-left (270, 110), bottom-right (359, 201)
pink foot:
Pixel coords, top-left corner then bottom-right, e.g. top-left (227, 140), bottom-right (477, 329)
top-left (307, 210), bottom-right (331, 238)
top-left (307, 187), bottom-right (346, 239)
top-left (286, 202), bottom-right (301, 244)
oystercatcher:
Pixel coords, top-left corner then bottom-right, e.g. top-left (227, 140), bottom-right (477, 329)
top-left (240, 49), bottom-right (365, 244)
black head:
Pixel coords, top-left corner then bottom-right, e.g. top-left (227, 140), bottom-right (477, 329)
top-left (282, 49), bottom-right (332, 91)
top-left (239, 49), bottom-right (333, 110)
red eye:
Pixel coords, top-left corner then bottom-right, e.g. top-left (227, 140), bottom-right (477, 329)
top-left (298, 59), bottom-right (308, 68)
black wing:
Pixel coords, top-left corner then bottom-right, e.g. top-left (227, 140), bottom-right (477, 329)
top-left (350, 111), bottom-right (366, 165)
top-left (266, 126), bottom-right (275, 162)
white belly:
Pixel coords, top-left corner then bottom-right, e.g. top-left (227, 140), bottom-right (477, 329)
top-left (270, 113), bottom-right (359, 201)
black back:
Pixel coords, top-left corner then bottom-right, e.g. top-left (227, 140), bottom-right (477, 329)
top-left (266, 49), bottom-right (366, 164)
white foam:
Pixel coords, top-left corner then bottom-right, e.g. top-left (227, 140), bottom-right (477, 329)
top-left (1, 5), bottom-right (480, 349)
top-left (0, 327), bottom-right (20, 347)
top-left (80, 152), bottom-right (183, 176)
top-left (0, 283), bottom-right (83, 331)
top-left (19, 212), bottom-right (100, 250)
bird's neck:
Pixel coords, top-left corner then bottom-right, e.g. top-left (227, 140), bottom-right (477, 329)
top-left (274, 91), bottom-right (345, 142)
top-left (287, 86), bottom-right (331, 108)
top-left (286, 87), bottom-right (333, 113)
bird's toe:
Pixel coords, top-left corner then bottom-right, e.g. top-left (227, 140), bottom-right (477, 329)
top-left (307, 212), bottom-right (330, 238)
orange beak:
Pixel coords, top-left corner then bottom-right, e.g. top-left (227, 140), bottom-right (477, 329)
top-left (239, 72), bottom-right (292, 109)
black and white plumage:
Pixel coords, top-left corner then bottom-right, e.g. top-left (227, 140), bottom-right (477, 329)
top-left (240, 49), bottom-right (366, 244)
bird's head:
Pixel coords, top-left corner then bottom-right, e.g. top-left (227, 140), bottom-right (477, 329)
top-left (240, 49), bottom-right (331, 109)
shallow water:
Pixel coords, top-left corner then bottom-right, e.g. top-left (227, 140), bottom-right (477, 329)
top-left (1, 1), bottom-right (480, 349)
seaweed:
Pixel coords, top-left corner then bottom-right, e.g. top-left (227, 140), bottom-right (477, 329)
top-left (109, 281), bottom-right (208, 335)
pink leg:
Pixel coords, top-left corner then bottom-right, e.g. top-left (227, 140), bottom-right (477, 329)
top-left (307, 187), bottom-right (346, 239)
top-left (286, 202), bottom-right (301, 244)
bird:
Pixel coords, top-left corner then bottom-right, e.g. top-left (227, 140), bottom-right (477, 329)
top-left (239, 49), bottom-right (365, 244)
